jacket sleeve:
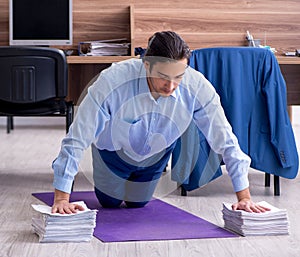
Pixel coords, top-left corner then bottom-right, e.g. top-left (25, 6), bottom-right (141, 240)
top-left (262, 52), bottom-right (298, 169)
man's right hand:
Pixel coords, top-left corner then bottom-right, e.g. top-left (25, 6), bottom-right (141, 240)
top-left (51, 189), bottom-right (85, 214)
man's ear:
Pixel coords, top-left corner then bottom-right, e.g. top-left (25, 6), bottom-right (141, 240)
top-left (143, 60), bottom-right (151, 72)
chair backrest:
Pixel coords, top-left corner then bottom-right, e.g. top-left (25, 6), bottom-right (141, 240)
top-left (0, 47), bottom-right (67, 104)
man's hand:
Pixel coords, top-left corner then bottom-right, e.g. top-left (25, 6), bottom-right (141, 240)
top-left (51, 189), bottom-right (85, 214)
top-left (232, 198), bottom-right (270, 213)
top-left (233, 187), bottom-right (271, 213)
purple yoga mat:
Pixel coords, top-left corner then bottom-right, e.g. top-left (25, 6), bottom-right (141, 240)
top-left (32, 191), bottom-right (238, 242)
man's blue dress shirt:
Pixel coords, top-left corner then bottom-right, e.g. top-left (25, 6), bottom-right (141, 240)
top-left (52, 58), bottom-right (250, 193)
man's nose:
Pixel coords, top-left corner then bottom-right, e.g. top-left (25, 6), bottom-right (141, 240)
top-left (165, 79), bottom-right (176, 89)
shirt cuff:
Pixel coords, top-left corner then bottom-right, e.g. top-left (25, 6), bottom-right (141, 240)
top-left (231, 173), bottom-right (249, 192)
top-left (53, 176), bottom-right (74, 194)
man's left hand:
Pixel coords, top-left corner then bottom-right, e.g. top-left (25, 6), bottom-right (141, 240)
top-left (232, 199), bottom-right (271, 213)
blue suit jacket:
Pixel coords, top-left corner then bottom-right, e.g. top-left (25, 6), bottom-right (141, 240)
top-left (172, 47), bottom-right (299, 191)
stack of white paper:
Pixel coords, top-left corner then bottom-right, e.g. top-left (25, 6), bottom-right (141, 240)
top-left (31, 201), bottom-right (97, 243)
top-left (222, 201), bottom-right (289, 236)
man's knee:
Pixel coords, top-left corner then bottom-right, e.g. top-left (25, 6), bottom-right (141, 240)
top-left (94, 187), bottom-right (123, 208)
top-left (125, 201), bottom-right (149, 208)
top-left (99, 198), bottom-right (123, 208)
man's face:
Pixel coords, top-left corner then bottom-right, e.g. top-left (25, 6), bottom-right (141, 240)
top-left (144, 58), bottom-right (188, 99)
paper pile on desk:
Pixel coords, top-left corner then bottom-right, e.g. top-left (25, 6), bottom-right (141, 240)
top-left (222, 201), bottom-right (289, 236)
top-left (31, 201), bottom-right (97, 243)
top-left (78, 38), bottom-right (130, 56)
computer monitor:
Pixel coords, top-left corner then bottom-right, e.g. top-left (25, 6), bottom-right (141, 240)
top-left (9, 0), bottom-right (73, 46)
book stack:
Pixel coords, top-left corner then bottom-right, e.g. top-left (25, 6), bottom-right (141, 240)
top-left (222, 201), bottom-right (289, 236)
top-left (31, 201), bottom-right (97, 243)
top-left (78, 38), bottom-right (130, 56)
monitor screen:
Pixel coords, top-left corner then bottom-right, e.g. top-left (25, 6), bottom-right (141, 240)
top-left (9, 0), bottom-right (73, 46)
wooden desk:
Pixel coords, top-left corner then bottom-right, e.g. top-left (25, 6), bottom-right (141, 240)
top-left (66, 56), bottom-right (135, 103)
top-left (276, 56), bottom-right (300, 106)
top-left (67, 56), bottom-right (134, 64)
top-left (66, 56), bottom-right (300, 106)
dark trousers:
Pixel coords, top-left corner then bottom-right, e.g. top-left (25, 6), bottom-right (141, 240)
top-left (92, 142), bottom-right (176, 208)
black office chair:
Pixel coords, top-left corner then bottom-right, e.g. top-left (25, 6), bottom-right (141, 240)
top-left (0, 47), bottom-right (73, 134)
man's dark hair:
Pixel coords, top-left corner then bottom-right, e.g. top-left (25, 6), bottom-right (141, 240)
top-left (143, 31), bottom-right (191, 68)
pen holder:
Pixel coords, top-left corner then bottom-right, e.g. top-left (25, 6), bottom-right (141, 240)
top-left (247, 39), bottom-right (261, 47)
